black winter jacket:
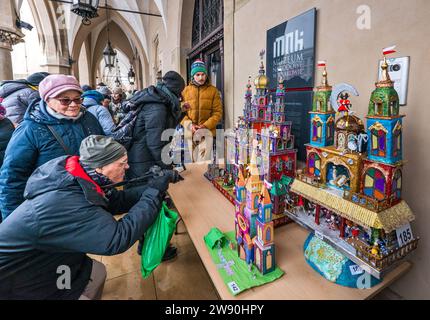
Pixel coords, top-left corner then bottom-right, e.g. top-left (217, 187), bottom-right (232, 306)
top-left (0, 118), bottom-right (14, 167)
top-left (126, 85), bottom-right (184, 178)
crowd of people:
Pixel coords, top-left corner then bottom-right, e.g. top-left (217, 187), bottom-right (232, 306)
top-left (0, 59), bottom-right (223, 300)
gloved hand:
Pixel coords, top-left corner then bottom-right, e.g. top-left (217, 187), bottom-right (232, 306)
top-left (162, 169), bottom-right (184, 184)
top-left (147, 174), bottom-right (170, 194)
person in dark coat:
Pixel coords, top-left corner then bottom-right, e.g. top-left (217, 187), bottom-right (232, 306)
top-left (0, 135), bottom-right (177, 300)
top-left (0, 105), bottom-right (14, 224)
top-left (126, 71), bottom-right (187, 179)
top-left (124, 71), bottom-right (186, 260)
top-left (0, 104), bottom-right (14, 167)
top-left (0, 75), bottom-right (103, 221)
top-left (0, 72), bottom-right (49, 126)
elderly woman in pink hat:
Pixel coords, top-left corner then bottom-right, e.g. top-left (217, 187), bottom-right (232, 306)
top-left (0, 74), bottom-right (104, 220)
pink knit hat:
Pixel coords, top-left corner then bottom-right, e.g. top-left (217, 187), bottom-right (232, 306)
top-left (38, 74), bottom-right (83, 101)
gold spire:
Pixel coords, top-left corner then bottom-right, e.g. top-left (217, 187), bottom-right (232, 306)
top-left (322, 68), bottom-right (328, 86)
top-left (317, 66), bottom-right (332, 91)
top-left (254, 61), bottom-right (268, 89)
top-left (254, 53), bottom-right (269, 89)
top-left (376, 56), bottom-right (394, 88)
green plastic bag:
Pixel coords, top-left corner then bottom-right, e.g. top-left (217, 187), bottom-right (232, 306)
top-left (141, 202), bottom-right (179, 278)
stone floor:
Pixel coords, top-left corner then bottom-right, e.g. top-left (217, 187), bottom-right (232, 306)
top-left (90, 220), bottom-right (220, 300)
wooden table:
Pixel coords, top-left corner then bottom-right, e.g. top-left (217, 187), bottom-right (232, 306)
top-left (168, 163), bottom-right (412, 300)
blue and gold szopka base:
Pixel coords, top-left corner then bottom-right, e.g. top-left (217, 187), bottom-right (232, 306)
top-left (303, 233), bottom-right (381, 288)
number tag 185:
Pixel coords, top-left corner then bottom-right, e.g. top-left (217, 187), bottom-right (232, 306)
top-left (396, 223), bottom-right (413, 247)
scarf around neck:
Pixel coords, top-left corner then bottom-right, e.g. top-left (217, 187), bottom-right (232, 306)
top-left (47, 105), bottom-right (83, 121)
top-left (80, 161), bottom-right (115, 197)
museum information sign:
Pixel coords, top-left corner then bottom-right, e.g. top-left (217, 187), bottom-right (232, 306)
top-left (267, 8), bottom-right (317, 161)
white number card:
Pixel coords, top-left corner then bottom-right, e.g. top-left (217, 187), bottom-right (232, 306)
top-left (315, 231), bottom-right (324, 240)
top-left (349, 265), bottom-right (364, 276)
top-left (228, 281), bottom-right (241, 294)
top-left (396, 223), bottom-right (413, 247)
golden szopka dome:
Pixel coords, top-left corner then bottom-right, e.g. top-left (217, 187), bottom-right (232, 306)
top-left (254, 61), bottom-right (269, 89)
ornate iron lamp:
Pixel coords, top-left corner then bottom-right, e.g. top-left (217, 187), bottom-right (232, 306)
top-left (102, 0), bottom-right (116, 69)
top-left (71, 0), bottom-right (100, 25)
top-left (128, 66), bottom-right (135, 85)
top-left (103, 41), bottom-right (116, 69)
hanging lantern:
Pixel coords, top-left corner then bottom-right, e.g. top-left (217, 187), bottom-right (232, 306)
top-left (71, 0), bottom-right (100, 25)
top-left (103, 41), bottom-right (117, 69)
top-left (115, 77), bottom-right (121, 87)
top-left (128, 66), bottom-right (136, 85)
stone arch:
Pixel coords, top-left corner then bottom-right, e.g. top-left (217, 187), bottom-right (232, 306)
top-left (71, 8), bottom-right (149, 88)
top-left (25, 0), bottom-right (71, 73)
top-left (154, 0), bottom-right (168, 33)
top-left (91, 23), bottom-right (135, 88)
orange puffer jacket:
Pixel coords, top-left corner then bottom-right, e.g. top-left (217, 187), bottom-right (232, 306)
top-left (181, 83), bottom-right (223, 136)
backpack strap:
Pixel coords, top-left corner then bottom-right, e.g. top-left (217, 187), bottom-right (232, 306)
top-left (47, 125), bottom-right (72, 155)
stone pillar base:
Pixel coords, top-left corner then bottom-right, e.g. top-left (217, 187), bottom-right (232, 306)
top-left (0, 45), bottom-right (13, 81)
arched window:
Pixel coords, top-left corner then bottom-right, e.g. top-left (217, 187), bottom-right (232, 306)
top-left (392, 170), bottom-right (402, 200)
top-left (266, 228), bottom-right (271, 242)
top-left (375, 102), bottom-right (384, 116)
top-left (275, 158), bottom-right (282, 172)
top-left (390, 100), bottom-right (399, 116)
top-left (337, 132), bottom-right (346, 149)
top-left (312, 119), bottom-right (323, 142)
top-left (308, 153), bottom-right (321, 177)
top-left (371, 129), bottom-right (387, 157)
top-left (254, 195), bottom-right (259, 209)
top-left (316, 100), bottom-right (322, 112)
top-left (327, 118), bottom-right (335, 140)
top-left (265, 208), bottom-right (271, 220)
top-left (364, 168), bottom-right (386, 201)
top-left (393, 127), bottom-right (401, 157)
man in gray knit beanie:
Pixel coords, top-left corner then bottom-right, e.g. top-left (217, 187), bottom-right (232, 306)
top-left (0, 134), bottom-right (179, 300)
top-left (80, 135), bottom-right (128, 184)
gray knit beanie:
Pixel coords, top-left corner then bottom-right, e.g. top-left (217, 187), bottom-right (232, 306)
top-left (80, 135), bottom-right (127, 169)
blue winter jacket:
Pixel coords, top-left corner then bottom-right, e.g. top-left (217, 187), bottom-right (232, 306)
top-left (0, 156), bottom-right (161, 299)
top-left (83, 96), bottom-right (116, 136)
top-left (0, 98), bottom-right (103, 220)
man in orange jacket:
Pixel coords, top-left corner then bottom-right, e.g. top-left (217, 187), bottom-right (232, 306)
top-left (181, 59), bottom-right (223, 162)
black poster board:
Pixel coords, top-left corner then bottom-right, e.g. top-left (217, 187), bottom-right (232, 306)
top-left (284, 91), bottom-right (313, 162)
top-left (266, 8), bottom-right (317, 161)
top-left (266, 8), bottom-right (316, 89)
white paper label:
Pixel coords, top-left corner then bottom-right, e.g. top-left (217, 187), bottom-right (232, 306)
top-left (396, 223), bottom-right (413, 247)
top-left (315, 231), bottom-right (324, 240)
top-left (349, 265), bottom-right (364, 276)
top-left (228, 281), bottom-right (241, 294)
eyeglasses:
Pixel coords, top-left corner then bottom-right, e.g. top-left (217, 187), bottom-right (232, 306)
top-left (53, 97), bottom-right (84, 106)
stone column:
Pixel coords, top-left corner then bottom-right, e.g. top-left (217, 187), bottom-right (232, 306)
top-left (0, 0), bottom-right (24, 81)
top-left (223, 0), bottom-right (235, 129)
